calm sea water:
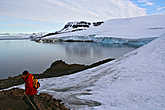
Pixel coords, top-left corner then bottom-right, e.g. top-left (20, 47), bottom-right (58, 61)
top-left (0, 40), bottom-right (136, 79)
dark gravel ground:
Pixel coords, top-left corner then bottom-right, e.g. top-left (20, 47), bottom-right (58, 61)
top-left (0, 88), bottom-right (69, 110)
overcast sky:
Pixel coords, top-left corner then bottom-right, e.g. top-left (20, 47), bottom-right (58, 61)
top-left (0, 0), bottom-right (165, 33)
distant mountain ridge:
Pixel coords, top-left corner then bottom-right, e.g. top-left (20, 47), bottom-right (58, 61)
top-left (39, 21), bottom-right (104, 38)
top-left (30, 21), bottom-right (103, 40)
top-left (57, 21), bottom-right (104, 33)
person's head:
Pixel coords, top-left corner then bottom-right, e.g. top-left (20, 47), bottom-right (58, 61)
top-left (22, 70), bottom-right (29, 76)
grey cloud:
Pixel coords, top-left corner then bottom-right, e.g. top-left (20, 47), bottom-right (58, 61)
top-left (0, 0), bottom-right (146, 22)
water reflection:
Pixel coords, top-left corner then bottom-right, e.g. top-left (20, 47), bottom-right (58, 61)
top-left (63, 42), bottom-right (136, 64)
top-left (0, 40), bottom-right (136, 79)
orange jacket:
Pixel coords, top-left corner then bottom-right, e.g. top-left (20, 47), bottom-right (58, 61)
top-left (23, 73), bottom-right (37, 95)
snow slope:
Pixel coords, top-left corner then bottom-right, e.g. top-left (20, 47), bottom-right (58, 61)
top-left (14, 33), bottom-right (165, 110)
top-left (44, 14), bottom-right (165, 39)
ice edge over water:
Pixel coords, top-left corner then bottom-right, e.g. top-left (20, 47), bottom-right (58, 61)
top-left (45, 35), bottom-right (157, 47)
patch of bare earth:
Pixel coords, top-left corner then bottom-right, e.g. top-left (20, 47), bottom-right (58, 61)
top-left (0, 88), bottom-right (69, 110)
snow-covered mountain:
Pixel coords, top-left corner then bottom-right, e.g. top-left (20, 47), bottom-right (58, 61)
top-left (43, 14), bottom-right (165, 40)
top-left (58, 21), bottom-right (92, 33)
top-left (38, 21), bottom-right (104, 38)
top-left (39, 14), bottom-right (165, 47)
top-left (58, 21), bottom-right (104, 33)
top-left (14, 33), bottom-right (165, 110)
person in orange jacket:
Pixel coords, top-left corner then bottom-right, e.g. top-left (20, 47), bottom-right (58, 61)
top-left (22, 70), bottom-right (37, 95)
top-left (22, 70), bottom-right (39, 110)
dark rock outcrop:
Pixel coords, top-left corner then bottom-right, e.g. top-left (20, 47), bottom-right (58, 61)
top-left (93, 21), bottom-right (104, 26)
top-left (41, 58), bottom-right (114, 78)
top-left (41, 60), bottom-right (87, 78)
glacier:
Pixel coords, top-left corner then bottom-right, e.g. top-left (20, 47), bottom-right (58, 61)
top-left (40, 15), bottom-right (165, 47)
top-left (11, 33), bottom-right (165, 110)
top-left (43, 14), bottom-right (165, 40)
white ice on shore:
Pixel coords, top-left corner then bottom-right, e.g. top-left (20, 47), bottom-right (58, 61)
top-left (14, 33), bottom-right (165, 110)
top-left (44, 14), bottom-right (165, 39)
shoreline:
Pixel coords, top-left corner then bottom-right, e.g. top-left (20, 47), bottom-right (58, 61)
top-left (0, 58), bottom-right (115, 90)
top-left (0, 58), bottom-right (114, 110)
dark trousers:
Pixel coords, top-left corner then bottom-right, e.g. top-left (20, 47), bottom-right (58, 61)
top-left (23, 95), bottom-right (39, 110)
